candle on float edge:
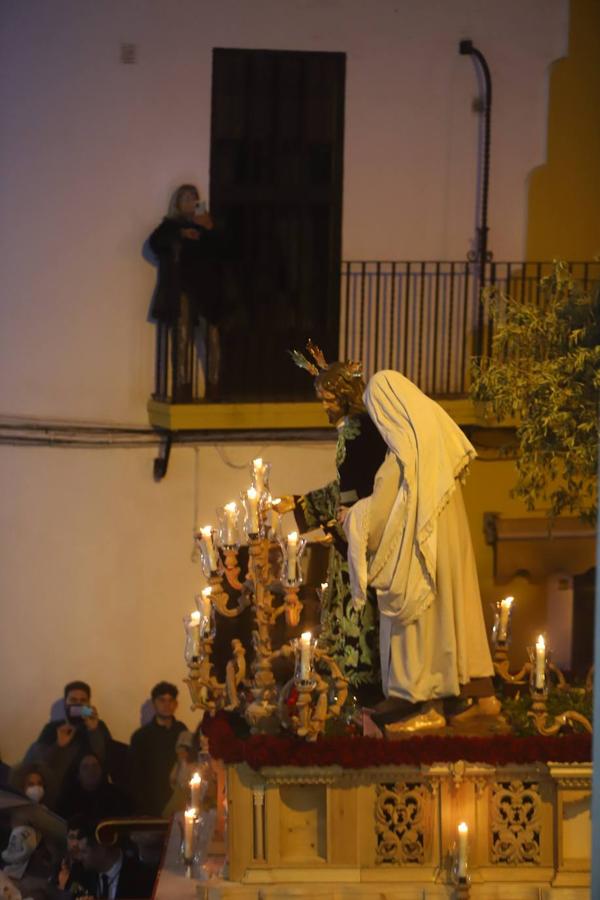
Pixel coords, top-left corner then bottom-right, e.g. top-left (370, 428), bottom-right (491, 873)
top-left (287, 531), bottom-right (299, 582)
top-left (457, 822), bottom-right (468, 879)
top-left (535, 634), bottom-right (546, 690)
top-left (498, 595), bottom-right (514, 641)
top-left (189, 772), bottom-right (202, 811)
top-left (300, 630), bottom-right (312, 680)
top-left (200, 525), bottom-right (218, 571)
top-left (184, 808), bottom-right (195, 859)
top-left (223, 502), bottom-right (238, 545)
top-left (246, 487), bottom-right (259, 533)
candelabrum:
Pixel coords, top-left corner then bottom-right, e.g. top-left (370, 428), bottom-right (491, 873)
top-left (184, 461), bottom-right (349, 740)
top-left (490, 598), bottom-right (593, 736)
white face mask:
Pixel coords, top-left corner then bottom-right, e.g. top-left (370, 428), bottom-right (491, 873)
top-left (25, 784), bottom-right (45, 803)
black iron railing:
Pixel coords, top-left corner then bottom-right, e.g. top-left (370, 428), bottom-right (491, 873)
top-left (339, 260), bottom-right (600, 396)
top-left (153, 260), bottom-right (600, 403)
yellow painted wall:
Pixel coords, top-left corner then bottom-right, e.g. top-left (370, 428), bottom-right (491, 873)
top-left (463, 458), bottom-right (553, 668)
top-left (526, 0), bottom-right (600, 260)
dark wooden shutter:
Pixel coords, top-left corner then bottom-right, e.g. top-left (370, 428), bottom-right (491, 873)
top-left (210, 48), bottom-right (345, 400)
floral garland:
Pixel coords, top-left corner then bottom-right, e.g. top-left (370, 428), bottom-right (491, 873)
top-left (203, 712), bottom-right (591, 771)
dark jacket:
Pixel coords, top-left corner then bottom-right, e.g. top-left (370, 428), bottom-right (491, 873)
top-left (114, 856), bottom-right (156, 899)
top-left (57, 777), bottom-right (133, 821)
top-left (129, 717), bottom-right (188, 816)
top-left (149, 217), bottom-right (221, 325)
top-left (24, 719), bottom-right (112, 792)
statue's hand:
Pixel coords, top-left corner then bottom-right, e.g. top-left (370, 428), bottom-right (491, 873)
top-left (273, 495), bottom-right (295, 514)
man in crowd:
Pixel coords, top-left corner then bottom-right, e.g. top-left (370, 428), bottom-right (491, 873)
top-left (129, 682), bottom-right (188, 816)
top-left (24, 681), bottom-right (111, 793)
top-left (78, 822), bottom-right (155, 899)
top-left (50, 814), bottom-right (97, 896)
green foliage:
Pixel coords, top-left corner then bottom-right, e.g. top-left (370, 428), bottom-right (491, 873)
top-left (471, 262), bottom-right (600, 519)
top-left (501, 686), bottom-right (592, 736)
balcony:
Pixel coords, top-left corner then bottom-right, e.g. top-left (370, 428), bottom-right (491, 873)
top-left (148, 260), bottom-right (599, 434)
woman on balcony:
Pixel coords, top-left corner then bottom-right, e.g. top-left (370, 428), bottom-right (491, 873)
top-left (149, 184), bottom-right (221, 401)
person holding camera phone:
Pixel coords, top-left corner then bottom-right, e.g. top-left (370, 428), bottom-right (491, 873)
top-left (23, 681), bottom-right (112, 794)
top-left (149, 183), bottom-right (222, 401)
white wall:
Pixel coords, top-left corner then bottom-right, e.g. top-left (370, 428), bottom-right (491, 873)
top-left (0, 439), bottom-right (337, 762)
top-left (0, 0), bottom-right (567, 423)
top-left (0, 0), bottom-right (568, 762)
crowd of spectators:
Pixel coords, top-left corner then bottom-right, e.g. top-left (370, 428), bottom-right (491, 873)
top-left (0, 679), bottom-right (211, 899)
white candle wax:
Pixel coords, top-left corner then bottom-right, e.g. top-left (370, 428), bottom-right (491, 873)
top-left (200, 526), bottom-right (218, 571)
top-left (189, 772), bottom-right (202, 811)
top-left (246, 488), bottom-right (259, 534)
top-left (189, 611), bottom-right (201, 657)
top-left (183, 808), bottom-right (195, 859)
top-left (199, 588), bottom-right (212, 636)
top-left (200, 588), bottom-right (212, 618)
top-left (498, 596), bottom-right (514, 641)
top-left (457, 822), bottom-right (468, 879)
top-left (287, 531), bottom-right (299, 582)
top-left (223, 502), bottom-right (238, 545)
top-left (270, 498), bottom-right (281, 535)
top-left (300, 631), bottom-right (312, 680)
top-left (535, 634), bottom-right (546, 690)
top-left (252, 457), bottom-right (266, 495)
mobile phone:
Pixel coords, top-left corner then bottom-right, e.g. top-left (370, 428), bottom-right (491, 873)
top-left (195, 200), bottom-right (207, 215)
top-left (69, 705), bottom-right (93, 718)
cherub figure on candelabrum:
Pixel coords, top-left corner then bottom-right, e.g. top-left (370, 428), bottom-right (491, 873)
top-left (278, 342), bottom-right (388, 699)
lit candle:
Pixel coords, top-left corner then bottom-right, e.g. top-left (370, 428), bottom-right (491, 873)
top-left (189, 772), bottom-right (202, 811)
top-left (200, 526), bottom-right (218, 571)
top-left (320, 582), bottom-right (328, 595)
top-left (245, 487), bottom-right (259, 534)
top-left (535, 634), bottom-right (546, 690)
top-left (457, 822), bottom-right (468, 879)
top-left (252, 458), bottom-right (267, 495)
top-left (223, 502), bottom-right (238, 545)
top-left (184, 808), bottom-right (195, 860)
top-left (300, 630), bottom-right (312, 680)
top-left (287, 531), bottom-right (299, 582)
top-left (498, 596), bottom-right (514, 641)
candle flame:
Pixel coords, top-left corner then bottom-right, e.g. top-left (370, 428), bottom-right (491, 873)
top-left (501, 596), bottom-right (514, 609)
top-left (184, 808), bottom-right (195, 821)
top-left (458, 822), bottom-right (468, 834)
top-left (253, 457), bottom-right (263, 468)
top-left (224, 502), bottom-right (237, 513)
top-left (536, 634), bottom-right (545, 649)
top-left (301, 631), bottom-right (312, 642)
top-left (190, 611), bottom-right (201, 625)
top-left (202, 586), bottom-right (212, 597)
top-left (200, 525), bottom-right (212, 537)
top-left (247, 487), bottom-right (258, 500)
top-left (190, 772), bottom-right (201, 786)
top-left (321, 582), bottom-right (328, 591)
top-left (288, 531), bottom-right (298, 542)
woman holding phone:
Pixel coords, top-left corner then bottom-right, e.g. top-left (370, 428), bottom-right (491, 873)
top-left (149, 183), bottom-right (222, 400)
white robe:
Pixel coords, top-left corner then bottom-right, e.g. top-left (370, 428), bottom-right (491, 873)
top-left (343, 371), bottom-right (493, 702)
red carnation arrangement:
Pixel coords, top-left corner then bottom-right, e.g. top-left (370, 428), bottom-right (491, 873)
top-left (202, 711), bottom-right (591, 771)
